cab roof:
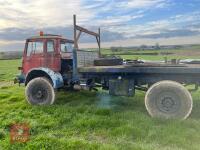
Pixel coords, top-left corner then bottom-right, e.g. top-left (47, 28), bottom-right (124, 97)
top-left (27, 34), bottom-right (74, 43)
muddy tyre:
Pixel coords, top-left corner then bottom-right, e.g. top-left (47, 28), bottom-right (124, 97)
top-left (25, 77), bottom-right (55, 105)
top-left (94, 58), bottom-right (123, 66)
top-left (145, 80), bottom-right (193, 120)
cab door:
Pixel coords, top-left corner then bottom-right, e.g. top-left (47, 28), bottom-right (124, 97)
top-left (45, 39), bottom-right (61, 72)
top-left (23, 39), bottom-right (45, 74)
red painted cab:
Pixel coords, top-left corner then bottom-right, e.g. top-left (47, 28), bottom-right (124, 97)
top-left (22, 34), bottom-right (74, 75)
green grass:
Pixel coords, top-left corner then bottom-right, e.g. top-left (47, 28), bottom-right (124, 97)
top-left (0, 59), bottom-right (21, 81)
top-left (101, 48), bottom-right (200, 61)
top-left (1, 57), bottom-right (200, 149)
top-left (119, 55), bottom-right (200, 61)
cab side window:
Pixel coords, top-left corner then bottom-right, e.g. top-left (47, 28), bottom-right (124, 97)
top-left (47, 41), bottom-right (54, 53)
top-left (60, 42), bottom-right (73, 53)
top-left (27, 42), bottom-right (33, 56)
top-left (27, 41), bottom-right (43, 56)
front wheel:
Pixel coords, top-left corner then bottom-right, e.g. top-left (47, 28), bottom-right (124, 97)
top-left (25, 77), bottom-right (55, 105)
top-left (145, 80), bottom-right (193, 120)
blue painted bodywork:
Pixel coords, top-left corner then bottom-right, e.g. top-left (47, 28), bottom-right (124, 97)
top-left (25, 67), bottom-right (64, 89)
top-left (16, 74), bottom-right (25, 84)
top-left (72, 48), bottom-right (79, 81)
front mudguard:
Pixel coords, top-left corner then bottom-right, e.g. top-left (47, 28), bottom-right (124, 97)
top-left (25, 68), bottom-right (64, 89)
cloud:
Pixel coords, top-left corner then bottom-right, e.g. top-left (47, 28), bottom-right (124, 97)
top-left (118, 0), bottom-right (169, 9)
top-left (81, 0), bottom-right (170, 27)
top-left (0, 0), bottom-right (94, 29)
top-left (87, 14), bottom-right (144, 27)
top-left (0, 26), bottom-right (124, 41)
top-left (0, 40), bottom-right (24, 51)
top-left (103, 11), bottom-right (200, 39)
top-left (0, 0), bottom-right (171, 31)
top-left (135, 29), bottom-right (200, 39)
top-left (0, 0), bottom-right (200, 51)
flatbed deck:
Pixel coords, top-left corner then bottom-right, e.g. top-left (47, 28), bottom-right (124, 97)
top-left (78, 63), bottom-right (200, 74)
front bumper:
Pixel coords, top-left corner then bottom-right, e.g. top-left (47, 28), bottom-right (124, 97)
top-left (14, 74), bottom-right (25, 85)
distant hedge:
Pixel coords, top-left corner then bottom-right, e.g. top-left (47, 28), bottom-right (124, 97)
top-left (0, 51), bottom-right (23, 60)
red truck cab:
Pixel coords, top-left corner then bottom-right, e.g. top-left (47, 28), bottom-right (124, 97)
top-left (22, 34), bottom-right (74, 75)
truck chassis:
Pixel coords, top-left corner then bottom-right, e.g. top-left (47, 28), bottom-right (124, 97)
top-left (16, 15), bottom-right (199, 120)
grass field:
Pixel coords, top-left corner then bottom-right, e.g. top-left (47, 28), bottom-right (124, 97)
top-left (0, 59), bottom-right (21, 81)
top-left (101, 48), bottom-right (200, 60)
top-left (1, 51), bottom-right (200, 149)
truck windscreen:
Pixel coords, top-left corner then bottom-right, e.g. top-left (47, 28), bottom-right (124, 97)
top-left (61, 42), bottom-right (73, 53)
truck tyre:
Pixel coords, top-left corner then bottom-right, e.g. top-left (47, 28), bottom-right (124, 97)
top-left (94, 58), bottom-right (123, 66)
top-left (145, 80), bottom-right (193, 120)
top-left (25, 77), bottom-right (55, 105)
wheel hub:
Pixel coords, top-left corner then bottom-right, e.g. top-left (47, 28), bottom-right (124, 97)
top-left (157, 94), bottom-right (179, 113)
top-left (36, 90), bottom-right (43, 99)
top-left (32, 87), bottom-right (47, 102)
top-left (161, 97), bottom-right (175, 111)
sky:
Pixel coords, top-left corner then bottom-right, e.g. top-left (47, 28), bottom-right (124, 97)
top-left (0, 0), bottom-right (200, 51)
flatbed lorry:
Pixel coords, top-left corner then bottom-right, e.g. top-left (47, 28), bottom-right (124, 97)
top-left (15, 15), bottom-right (200, 120)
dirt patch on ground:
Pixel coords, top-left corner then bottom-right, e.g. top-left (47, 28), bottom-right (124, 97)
top-left (0, 81), bottom-right (14, 88)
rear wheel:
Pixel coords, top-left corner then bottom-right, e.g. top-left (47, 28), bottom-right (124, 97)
top-left (25, 77), bottom-right (55, 105)
top-left (145, 80), bottom-right (193, 120)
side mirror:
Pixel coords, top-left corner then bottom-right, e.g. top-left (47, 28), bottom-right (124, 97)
top-left (64, 46), bottom-right (67, 52)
